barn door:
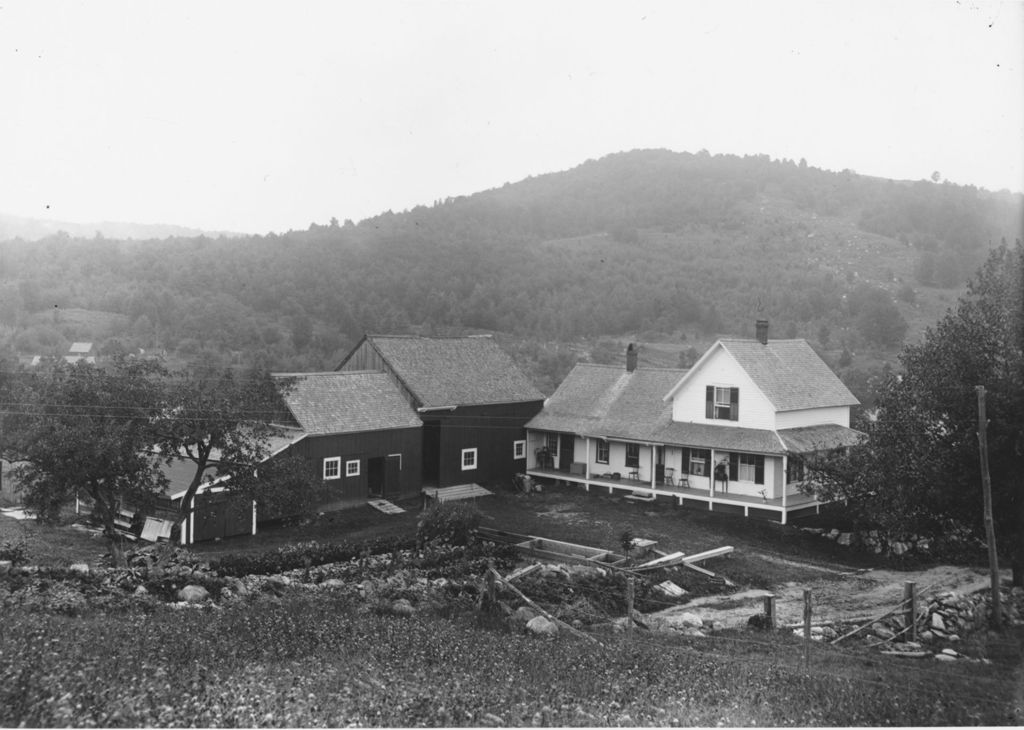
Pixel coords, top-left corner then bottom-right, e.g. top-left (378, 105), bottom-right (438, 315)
top-left (384, 455), bottom-right (401, 498)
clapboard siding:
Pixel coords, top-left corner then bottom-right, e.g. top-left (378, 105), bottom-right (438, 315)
top-left (280, 427), bottom-right (422, 505)
top-left (431, 401), bottom-right (543, 487)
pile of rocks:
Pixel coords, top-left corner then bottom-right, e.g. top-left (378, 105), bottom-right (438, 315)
top-left (798, 527), bottom-right (934, 557)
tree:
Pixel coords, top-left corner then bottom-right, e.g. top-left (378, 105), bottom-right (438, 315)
top-left (812, 242), bottom-right (1024, 583)
top-left (152, 365), bottom-right (293, 526)
top-left (0, 358), bottom-right (168, 566)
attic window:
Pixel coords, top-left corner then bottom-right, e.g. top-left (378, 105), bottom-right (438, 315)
top-left (706, 386), bottom-right (739, 421)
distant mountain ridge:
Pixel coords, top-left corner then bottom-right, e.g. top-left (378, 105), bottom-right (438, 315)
top-left (1, 148), bottom-right (1022, 405)
top-left (0, 212), bottom-right (241, 242)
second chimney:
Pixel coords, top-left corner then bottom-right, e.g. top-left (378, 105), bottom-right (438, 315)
top-left (626, 343), bottom-right (638, 372)
top-left (756, 319), bottom-right (769, 345)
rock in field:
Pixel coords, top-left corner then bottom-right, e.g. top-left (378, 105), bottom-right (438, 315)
top-left (177, 584), bottom-right (210, 603)
top-left (390, 598), bottom-right (416, 616)
top-left (526, 616), bottom-right (559, 635)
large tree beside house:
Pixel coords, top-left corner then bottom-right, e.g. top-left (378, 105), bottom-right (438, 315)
top-left (152, 365), bottom-right (300, 523)
top-left (812, 241), bottom-right (1024, 582)
top-left (0, 358), bottom-right (168, 565)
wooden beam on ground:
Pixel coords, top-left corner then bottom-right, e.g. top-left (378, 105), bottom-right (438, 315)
top-left (488, 568), bottom-right (600, 644)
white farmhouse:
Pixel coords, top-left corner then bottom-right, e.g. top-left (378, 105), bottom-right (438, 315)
top-left (525, 321), bottom-right (861, 522)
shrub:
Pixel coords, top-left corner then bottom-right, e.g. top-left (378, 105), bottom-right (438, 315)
top-left (416, 502), bottom-right (482, 546)
top-left (210, 535), bottom-right (418, 577)
top-left (0, 539), bottom-right (29, 566)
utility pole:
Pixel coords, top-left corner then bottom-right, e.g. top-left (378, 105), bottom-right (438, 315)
top-left (976, 385), bottom-right (1002, 629)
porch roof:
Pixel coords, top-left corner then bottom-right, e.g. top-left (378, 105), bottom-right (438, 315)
top-left (653, 419), bottom-right (786, 453)
top-left (777, 423), bottom-right (863, 452)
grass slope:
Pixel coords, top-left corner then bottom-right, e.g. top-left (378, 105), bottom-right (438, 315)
top-left (1, 594), bottom-right (1020, 727)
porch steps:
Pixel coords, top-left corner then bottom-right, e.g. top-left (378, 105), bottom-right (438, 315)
top-left (368, 499), bottom-right (406, 515)
top-left (624, 490), bottom-right (657, 503)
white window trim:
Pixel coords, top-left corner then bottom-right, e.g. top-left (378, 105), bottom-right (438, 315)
top-left (388, 453), bottom-right (402, 470)
top-left (596, 439), bottom-right (610, 464)
top-left (345, 459), bottom-right (360, 477)
top-left (713, 385), bottom-right (733, 420)
top-left (461, 447), bottom-right (478, 471)
top-left (323, 457), bottom-right (341, 480)
top-left (513, 440), bottom-right (526, 459)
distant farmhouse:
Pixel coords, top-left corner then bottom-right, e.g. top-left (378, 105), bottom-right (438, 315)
top-left (525, 321), bottom-right (860, 523)
top-left (64, 342), bottom-right (96, 365)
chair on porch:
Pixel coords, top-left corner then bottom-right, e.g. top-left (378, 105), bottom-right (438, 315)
top-left (662, 467), bottom-right (675, 486)
top-left (677, 472), bottom-right (690, 489)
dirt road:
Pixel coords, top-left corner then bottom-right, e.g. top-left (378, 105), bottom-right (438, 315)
top-left (659, 563), bottom-right (1000, 628)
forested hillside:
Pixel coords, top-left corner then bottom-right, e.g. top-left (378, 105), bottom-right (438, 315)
top-left (1, 149), bottom-right (1021, 403)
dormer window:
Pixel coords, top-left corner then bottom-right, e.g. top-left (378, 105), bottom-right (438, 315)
top-left (706, 386), bottom-right (739, 421)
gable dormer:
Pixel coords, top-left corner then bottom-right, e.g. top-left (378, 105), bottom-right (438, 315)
top-left (665, 343), bottom-right (776, 430)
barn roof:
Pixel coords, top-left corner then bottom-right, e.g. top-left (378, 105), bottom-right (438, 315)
top-left (355, 335), bottom-right (544, 408)
top-left (274, 371), bottom-right (421, 435)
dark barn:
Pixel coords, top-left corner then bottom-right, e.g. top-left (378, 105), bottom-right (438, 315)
top-left (274, 370), bottom-right (423, 507)
top-left (338, 335), bottom-right (545, 488)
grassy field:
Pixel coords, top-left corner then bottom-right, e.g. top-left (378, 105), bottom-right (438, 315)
top-left (2, 593), bottom-right (1021, 727)
top-left (3, 485), bottom-right (1023, 726)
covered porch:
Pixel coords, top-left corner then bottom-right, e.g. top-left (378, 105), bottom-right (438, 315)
top-left (526, 429), bottom-right (823, 523)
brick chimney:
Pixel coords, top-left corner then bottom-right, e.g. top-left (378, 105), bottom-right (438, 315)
top-left (626, 343), bottom-right (638, 372)
top-left (756, 319), bottom-right (769, 345)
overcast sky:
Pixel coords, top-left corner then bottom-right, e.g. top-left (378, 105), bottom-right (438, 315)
top-left (1, 0), bottom-right (1021, 234)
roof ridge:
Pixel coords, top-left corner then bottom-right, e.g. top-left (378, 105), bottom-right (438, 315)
top-left (273, 370), bottom-right (382, 377)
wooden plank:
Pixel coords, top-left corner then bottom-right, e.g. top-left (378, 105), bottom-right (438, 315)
top-left (636, 551), bottom-right (686, 569)
top-left (681, 546), bottom-right (734, 563)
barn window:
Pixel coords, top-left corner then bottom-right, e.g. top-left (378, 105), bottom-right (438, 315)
top-left (323, 457), bottom-right (341, 480)
top-left (513, 440), bottom-right (526, 459)
top-left (461, 448), bottom-right (478, 471)
top-left (345, 459), bottom-right (360, 477)
top-left (596, 439), bottom-right (609, 464)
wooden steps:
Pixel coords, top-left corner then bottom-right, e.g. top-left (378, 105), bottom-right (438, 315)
top-left (422, 483), bottom-right (493, 503)
top-left (367, 499), bottom-right (406, 515)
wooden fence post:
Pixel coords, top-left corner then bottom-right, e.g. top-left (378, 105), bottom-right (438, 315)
top-left (904, 582), bottom-right (917, 640)
top-left (626, 577), bottom-right (635, 641)
top-left (803, 589), bottom-right (812, 668)
top-left (485, 560), bottom-right (497, 612)
top-left (763, 594), bottom-right (776, 631)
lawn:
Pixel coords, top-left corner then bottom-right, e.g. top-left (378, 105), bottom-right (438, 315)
top-left (2, 593), bottom-right (1022, 727)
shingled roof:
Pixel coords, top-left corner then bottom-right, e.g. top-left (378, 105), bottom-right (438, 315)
top-left (666, 339), bottom-right (859, 411)
top-left (527, 364), bottom-right (682, 442)
top-left (357, 335), bottom-right (545, 408)
top-left (274, 371), bottom-right (421, 435)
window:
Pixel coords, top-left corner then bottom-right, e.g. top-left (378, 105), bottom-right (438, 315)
top-left (596, 439), bottom-right (609, 464)
top-left (625, 444), bottom-right (640, 468)
top-left (513, 440), bottom-right (526, 460)
top-left (737, 453), bottom-right (757, 482)
top-left (787, 456), bottom-right (805, 483)
top-left (345, 459), bottom-right (360, 477)
top-left (461, 448), bottom-right (478, 471)
top-left (729, 453), bottom-right (764, 484)
top-left (706, 385), bottom-right (739, 421)
top-left (689, 449), bottom-right (709, 476)
top-left (388, 453), bottom-right (403, 470)
top-left (323, 457), bottom-right (341, 480)
top-left (545, 433), bottom-right (559, 454)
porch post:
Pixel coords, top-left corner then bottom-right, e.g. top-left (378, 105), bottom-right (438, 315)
top-left (650, 446), bottom-right (656, 489)
top-left (585, 437), bottom-right (591, 492)
top-left (781, 455), bottom-right (788, 525)
top-left (708, 448), bottom-right (715, 511)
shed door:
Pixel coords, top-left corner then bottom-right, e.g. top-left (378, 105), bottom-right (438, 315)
top-left (384, 454), bottom-right (401, 497)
